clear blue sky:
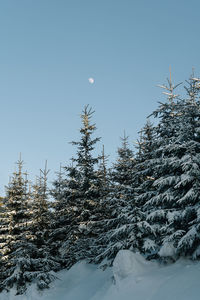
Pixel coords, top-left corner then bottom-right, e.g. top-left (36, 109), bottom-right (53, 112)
top-left (0, 0), bottom-right (200, 194)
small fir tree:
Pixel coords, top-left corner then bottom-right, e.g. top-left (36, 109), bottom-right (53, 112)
top-left (0, 156), bottom-right (34, 294)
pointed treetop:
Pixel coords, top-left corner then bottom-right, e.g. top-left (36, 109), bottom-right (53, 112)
top-left (81, 105), bottom-right (95, 129)
top-left (120, 130), bottom-right (129, 149)
top-left (40, 160), bottom-right (50, 177)
top-left (15, 152), bottom-right (24, 176)
top-left (13, 153), bottom-right (28, 182)
top-left (157, 67), bottom-right (182, 104)
top-left (54, 163), bottom-right (64, 185)
top-left (185, 69), bottom-right (200, 102)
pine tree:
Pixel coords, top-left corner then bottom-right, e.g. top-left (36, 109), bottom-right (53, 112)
top-left (90, 133), bottom-right (145, 264)
top-left (96, 145), bottom-right (110, 200)
top-left (135, 72), bottom-right (200, 261)
top-left (0, 158), bottom-right (64, 295)
top-left (160, 75), bottom-right (200, 259)
top-left (134, 73), bottom-right (184, 260)
top-left (71, 105), bottom-right (101, 201)
top-left (51, 105), bottom-right (102, 267)
top-left (109, 132), bottom-right (135, 218)
top-left (133, 120), bottom-right (158, 256)
top-left (29, 162), bottom-right (62, 290)
top-left (51, 164), bottom-right (66, 216)
top-left (50, 162), bottom-right (80, 268)
top-left (69, 105), bottom-right (103, 262)
top-left (32, 161), bottom-right (50, 233)
top-left (87, 145), bottom-right (112, 263)
top-left (0, 155), bottom-right (34, 294)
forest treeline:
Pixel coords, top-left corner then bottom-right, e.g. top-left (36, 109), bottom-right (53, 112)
top-left (1, 74), bottom-right (200, 295)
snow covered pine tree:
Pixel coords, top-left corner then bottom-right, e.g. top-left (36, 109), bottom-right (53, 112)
top-left (135, 73), bottom-right (200, 261)
top-left (51, 105), bottom-right (104, 267)
top-left (0, 156), bottom-right (34, 294)
top-left (91, 133), bottom-right (146, 265)
top-left (0, 158), bottom-right (62, 295)
top-left (30, 162), bottom-right (63, 290)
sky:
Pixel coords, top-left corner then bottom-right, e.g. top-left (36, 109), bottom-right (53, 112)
top-left (0, 0), bottom-right (200, 194)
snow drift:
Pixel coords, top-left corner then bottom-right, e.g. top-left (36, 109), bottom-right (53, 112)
top-left (2, 250), bottom-right (200, 300)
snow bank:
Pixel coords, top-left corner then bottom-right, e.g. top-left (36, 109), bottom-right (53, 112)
top-left (2, 250), bottom-right (200, 300)
top-left (158, 241), bottom-right (176, 257)
top-left (1, 261), bottom-right (112, 300)
top-left (113, 250), bottom-right (156, 282)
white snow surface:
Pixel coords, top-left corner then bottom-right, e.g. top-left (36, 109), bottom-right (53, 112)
top-left (2, 250), bottom-right (200, 300)
top-left (158, 242), bottom-right (176, 257)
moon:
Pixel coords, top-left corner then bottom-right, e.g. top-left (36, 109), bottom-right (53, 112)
top-left (88, 77), bottom-right (94, 84)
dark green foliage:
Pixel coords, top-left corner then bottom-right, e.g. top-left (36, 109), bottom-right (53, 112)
top-left (51, 105), bottom-right (105, 267)
top-left (0, 159), bottom-right (62, 295)
top-left (135, 75), bottom-right (200, 261)
top-left (89, 133), bottom-right (148, 265)
top-left (0, 156), bottom-right (34, 294)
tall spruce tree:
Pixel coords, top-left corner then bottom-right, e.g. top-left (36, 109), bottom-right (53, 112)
top-left (160, 75), bottom-right (200, 259)
top-left (68, 105), bottom-right (104, 262)
top-left (135, 74), bottom-right (184, 260)
top-left (135, 72), bottom-right (200, 261)
top-left (51, 105), bottom-right (103, 267)
top-left (71, 105), bottom-right (101, 201)
top-left (90, 133), bottom-right (146, 264)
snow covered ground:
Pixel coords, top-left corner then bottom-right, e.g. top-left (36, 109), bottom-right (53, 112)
top-left (2, 250), bottom-right (200, 300)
